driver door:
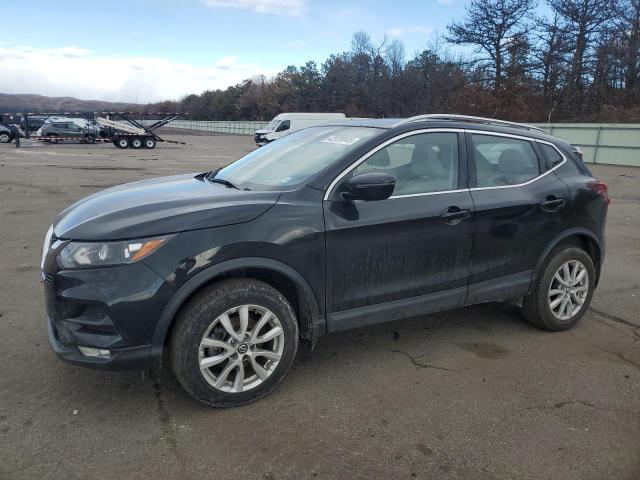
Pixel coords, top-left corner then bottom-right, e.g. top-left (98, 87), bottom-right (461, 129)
top-left (323, 130), bottom-right (474, 331)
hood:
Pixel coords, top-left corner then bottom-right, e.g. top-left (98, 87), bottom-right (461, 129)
top-left (53, 173), bottom-right (279, 240)
top-left (254, 129), bottom-right (272, 135)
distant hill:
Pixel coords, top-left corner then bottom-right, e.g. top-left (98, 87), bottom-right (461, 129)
top-left (0, 93), bottom-right (136, 113)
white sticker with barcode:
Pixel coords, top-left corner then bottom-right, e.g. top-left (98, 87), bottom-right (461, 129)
top-left (320, 135), bottom-right (361, 146)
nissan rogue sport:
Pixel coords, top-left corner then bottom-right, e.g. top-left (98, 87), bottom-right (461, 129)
top-left (41, 115), bottom-right (609, 407)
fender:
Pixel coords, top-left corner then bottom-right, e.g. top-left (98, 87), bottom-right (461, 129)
top-left (148, 257), bottom-right (323, 366)
top-left (531, 227), bottom-right (602, 287)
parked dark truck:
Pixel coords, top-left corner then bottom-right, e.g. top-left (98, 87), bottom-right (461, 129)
top-left (41, 115), bottom-right (609, 407)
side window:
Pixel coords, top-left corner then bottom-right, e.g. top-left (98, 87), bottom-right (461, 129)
top-left (471, 134), bottom-right (540, 187)
top-left (539, 143), bottom-right (564, 169)
top-left (277, 120), bottom-right (290, 132)
top-left (353, 132), bottom-right (459, 196)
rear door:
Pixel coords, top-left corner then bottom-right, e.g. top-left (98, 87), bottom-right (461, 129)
top-left (323, 130), bottom-right (474, 328)
top-left (466, 131), bottom-right (571, 303)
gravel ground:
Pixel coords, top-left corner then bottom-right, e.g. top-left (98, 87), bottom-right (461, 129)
top-left (0, 133), bottom-right (638, 480)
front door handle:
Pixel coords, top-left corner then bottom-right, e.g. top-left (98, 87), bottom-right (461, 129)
top-left (440, 207), bottom-right (471, 225)
top-left (540, 197), bottom-right (566, 212)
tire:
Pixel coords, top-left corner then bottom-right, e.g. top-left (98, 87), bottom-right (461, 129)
top-left (130, 137), bottom-right (143, 149)
top-left (84, 134), bottom-right (96, 144)
top-left (115, 136), bottom-right (129, 149)
top-left (0, 133), bottom-right (10, 143)
top-left (144, 137), bottom-right (156, 149)
top-left (170, 278), bottom-right (299, 407)
top-left (522, 246), bottom-right (596, 331)
top-left (47, 134), bottom-right (58, 144)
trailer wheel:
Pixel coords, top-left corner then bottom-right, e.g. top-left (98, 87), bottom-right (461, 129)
top-left (144, 137), bottom-right (156, 149)
top-left (131, 137), bottom-right (143, 149)
top-left (115, 136), bottom-right (129, 149)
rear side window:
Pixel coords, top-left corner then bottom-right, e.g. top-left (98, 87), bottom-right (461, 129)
top-left (471, 134), bottom-right (540, 187)
top-left (539, 143), bottom-right (564, 169)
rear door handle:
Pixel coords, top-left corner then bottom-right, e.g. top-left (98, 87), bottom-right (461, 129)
top-left (440, 207), bottom-right (471, 225)
top-left (540, 197), bottom-right (566, 212)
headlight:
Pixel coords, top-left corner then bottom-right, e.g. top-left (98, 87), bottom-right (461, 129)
top-left (57, 235), bottom-right (172, 269)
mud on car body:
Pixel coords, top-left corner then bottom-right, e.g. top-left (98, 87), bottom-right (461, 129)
top-left (42, 115), bottom-right (609, 407)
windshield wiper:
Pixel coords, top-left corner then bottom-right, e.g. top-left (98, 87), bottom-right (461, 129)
top-left (209, 177), bottom-right (240, 190)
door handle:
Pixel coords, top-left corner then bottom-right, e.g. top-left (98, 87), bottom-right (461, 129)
top-left (440, 207), bottom-right (471, 225)
top-left (540, 197), bottom-right (566, 212)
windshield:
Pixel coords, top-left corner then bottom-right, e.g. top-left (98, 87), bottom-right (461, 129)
top-left (265, 118), bottom-right (281, 131)
top-left (214, 126), bottom-right (381, 191)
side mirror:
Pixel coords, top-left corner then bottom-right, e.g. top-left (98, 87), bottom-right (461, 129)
top-left (342, 173), bottom-right (396, 201)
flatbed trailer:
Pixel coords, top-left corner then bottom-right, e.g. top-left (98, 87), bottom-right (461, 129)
top-left (97, 112), bottom-right (185, 149)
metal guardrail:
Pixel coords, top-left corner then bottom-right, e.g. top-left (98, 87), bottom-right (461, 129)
top-left (532, 123), bottom-right (640, 166)
top-left (153, 119), bottom-right (269, 135)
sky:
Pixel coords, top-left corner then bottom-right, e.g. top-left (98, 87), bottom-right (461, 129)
top-left (0, 0), bottom-right (525, 103)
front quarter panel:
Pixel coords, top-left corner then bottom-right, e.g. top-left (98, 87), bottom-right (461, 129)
top-left (143, 185), bottom-right (326, 313)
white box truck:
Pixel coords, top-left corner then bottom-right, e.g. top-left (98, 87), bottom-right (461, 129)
top-left (254, 112), bottom-right (345, 146)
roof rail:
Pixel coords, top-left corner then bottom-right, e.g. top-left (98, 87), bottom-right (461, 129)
top-left (392, 114), bottom-right (547, 134)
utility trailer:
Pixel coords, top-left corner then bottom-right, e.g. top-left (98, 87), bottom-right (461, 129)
top-left (96, 112), bottom-right (184, 149)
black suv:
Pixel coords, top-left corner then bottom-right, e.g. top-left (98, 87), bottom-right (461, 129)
top-left (42, 115), bottom-right (609, 407)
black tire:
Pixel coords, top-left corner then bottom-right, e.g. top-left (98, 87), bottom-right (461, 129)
top-left (0, 133), bottom-right (10, 143)
top-left (47, 134), bottom-right (58, 144)
top-left (130, 137), bottom-right (143, 149)
top-left (170, 278), bottom-right (299, 407)
top-left (114, 136), bottom-right (129, 149)
top-left (522, 246), bottom-right (596, 331)
top-left (84, 134), bottom-right (96, 144)
top-left (143, 137), bottom-right (156, 149)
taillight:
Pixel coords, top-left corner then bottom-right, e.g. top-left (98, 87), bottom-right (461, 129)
top-left (588, 181), bottom-right (610, 205)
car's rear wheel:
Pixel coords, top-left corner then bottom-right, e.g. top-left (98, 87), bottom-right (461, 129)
top-left (0, 133), bottom-right (10, 143)
top-left (84, 134), bottom-right (96, 144)
top-left (47, 134), bottom-right (58, 144)
top-left (522, 246), bottom-right (595, 331)
top-left (170, 278), bottom-right (299, 407)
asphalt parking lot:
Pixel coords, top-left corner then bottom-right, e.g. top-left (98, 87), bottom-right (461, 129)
top-left (0, 133), bottom-right (638, 480)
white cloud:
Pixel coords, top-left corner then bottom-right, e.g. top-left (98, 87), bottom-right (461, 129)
top-left (386, 25), bottom-right (434, 37)
top-left (201, 0), bottom-right (306, 16)
top-left (0, 45), bottom-right (279, 103)
top-left (437, 0), bottom-right (454, 4)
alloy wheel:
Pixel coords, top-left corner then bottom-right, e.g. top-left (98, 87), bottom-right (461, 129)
top-left (198, 305), bottom-right (284, 393)
top-left (548, 260), bottom-right (589, 321)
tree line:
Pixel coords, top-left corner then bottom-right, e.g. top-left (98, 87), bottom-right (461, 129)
top-left (146, 0), bottom-right (640, 122)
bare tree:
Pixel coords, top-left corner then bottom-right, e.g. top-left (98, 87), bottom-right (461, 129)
top-left (447, 0), bottom-right (536, 92)
top-left (548, 0), bottom-right (618, 112)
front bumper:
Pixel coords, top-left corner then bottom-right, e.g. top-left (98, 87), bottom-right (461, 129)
top-left (47, 317), bottom-right (153, 370)
top-left (43, 252), bottom-right (174, 371)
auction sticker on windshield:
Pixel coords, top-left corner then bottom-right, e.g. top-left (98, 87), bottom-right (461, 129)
top-left (320, 135), bottom-right (361, 146)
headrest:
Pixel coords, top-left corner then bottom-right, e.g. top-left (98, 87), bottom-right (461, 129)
top-left (368, 148), bottom-right (391, 167)
top-left (412, 146), bottom-right (446, 177)
top-left (498, 149), bottom-right (527, 174)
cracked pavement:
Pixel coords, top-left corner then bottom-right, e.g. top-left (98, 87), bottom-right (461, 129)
top-left (0, 134), bottom-right (638, 479)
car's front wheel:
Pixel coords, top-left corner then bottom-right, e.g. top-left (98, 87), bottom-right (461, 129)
top-left (522, 246), bottom-right (596, 331)
top-left (170, 278), bottom-right (299, 407)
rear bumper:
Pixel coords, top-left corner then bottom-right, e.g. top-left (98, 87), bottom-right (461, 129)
top-left (47, 317), bottom-right (155, 370)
